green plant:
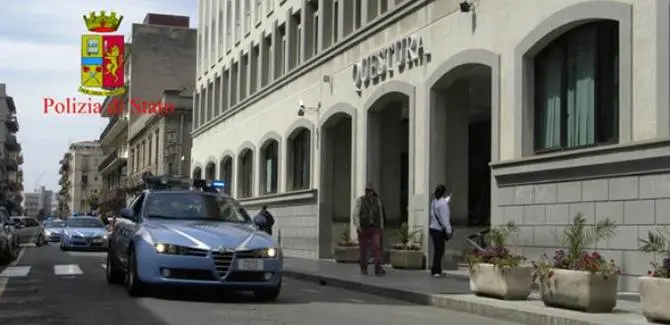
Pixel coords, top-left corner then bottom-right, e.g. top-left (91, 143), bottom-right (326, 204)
top-left (532, 213), bottom-right (619, 280)
top-left (639, 228), bottom-right (670, 278)
top-left (338, 227), bottom-right (358, 247)
top-left (390, 222), bottom-right (422, 250)
top-left (467, 221), bottom-right (525, 269)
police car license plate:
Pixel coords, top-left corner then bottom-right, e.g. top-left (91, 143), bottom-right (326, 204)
top-left (237, 259), bottom-right (264, 271)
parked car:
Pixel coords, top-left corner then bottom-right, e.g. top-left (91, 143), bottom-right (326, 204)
top-left (43, 219), bottom-right (67, 242)
top-left (11, 216), bottom-right (46, 246)
top-left (0, 208), bottom-right (19, 265)
top-left (106, 180), bottom-right (282, 300)
top-left (60, 217), bottom-right (109, 251)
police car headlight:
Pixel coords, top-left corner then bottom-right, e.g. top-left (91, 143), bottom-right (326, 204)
top-left (44, 230), bottom-right (52, 236)
top-left (263, 247), bottom-right (280, 258)
top-left (155, 243), bottom-right (191, 255)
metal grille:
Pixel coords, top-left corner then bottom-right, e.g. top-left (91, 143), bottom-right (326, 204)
top-left (184, 247), bottom-right (208, 257)
top-left (236, 249), bottom-right (263, 259)
top-left (211, 252), bottom-right (234, 277)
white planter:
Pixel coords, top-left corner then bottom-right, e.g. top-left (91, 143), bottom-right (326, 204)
top-left (333, 246), bottom-right (359, 263)
top-left (639, 276), bottom-right (670, 323)
top-left (539, 269), bottom-right (618, 313)
top-left (469, 263), bottom-right (533, 300)
top-left (389, 250), bottom-right (425, 269)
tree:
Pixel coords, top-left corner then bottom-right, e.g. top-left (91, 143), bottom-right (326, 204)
top-left (86, 192), bottom-right (100, 211)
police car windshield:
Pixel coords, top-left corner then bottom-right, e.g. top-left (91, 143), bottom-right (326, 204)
top-left (45, 221), bottom-right (66, 228)
top-left (67, 218), bottom-right (104, 228)
top-left (144, 192), bottom-right (251, 223)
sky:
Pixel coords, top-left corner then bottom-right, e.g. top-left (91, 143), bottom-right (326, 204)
top-left (0, 0), bottom-right (197, 193)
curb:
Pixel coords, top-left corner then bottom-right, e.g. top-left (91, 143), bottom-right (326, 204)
top-left (283, 269), bottom-right (628, 325)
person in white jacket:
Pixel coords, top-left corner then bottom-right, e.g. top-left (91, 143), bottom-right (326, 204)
top-left (429, 184), bottom-right (453, 277)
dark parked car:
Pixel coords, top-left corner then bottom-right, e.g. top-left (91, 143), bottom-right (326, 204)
top-left (0, 208), bottom-right (19, 265)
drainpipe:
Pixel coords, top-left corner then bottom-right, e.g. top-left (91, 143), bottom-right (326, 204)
top-left (179, 109), bottom-right (185, 177)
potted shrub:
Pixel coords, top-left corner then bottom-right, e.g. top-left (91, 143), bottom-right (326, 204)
top-left (333, 227), bottom-right (359, 263)
top-left (389, 223), bottom-right (424, 269)
top-left (638, 228), bottom-right (670, 323)
top-left (467, 222), bottom-right (533, 300)
top-left (532, 214), bottom-right (619, 313)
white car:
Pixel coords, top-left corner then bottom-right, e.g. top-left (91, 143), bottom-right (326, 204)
top-left (11, 216), bottom-right (46, 246)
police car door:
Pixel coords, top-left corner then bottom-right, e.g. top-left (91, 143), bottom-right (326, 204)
top-left (116, 193), bottom-right (145, 266)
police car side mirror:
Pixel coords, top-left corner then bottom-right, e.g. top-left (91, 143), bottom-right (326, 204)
top-left (119, 208), bottom-right (133, 219)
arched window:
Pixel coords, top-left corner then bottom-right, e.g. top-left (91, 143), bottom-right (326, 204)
top-left (287, 128), bottom-right (311, 190)
top-left (205, 162), bottom-right (216, 180)
top-left (219, 156), bottom-right (233, 195)
top-left (534, 20), bottom-right (619, 152)
top-left (237, 149), bottom-right (254, 198)
top-left (260, 140), bottom-right (279, 194)
top-left (192, 167), bottom-right (202, 179)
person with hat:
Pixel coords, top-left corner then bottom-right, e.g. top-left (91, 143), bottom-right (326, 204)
top-left (352, 182), bottom-right (386, 275)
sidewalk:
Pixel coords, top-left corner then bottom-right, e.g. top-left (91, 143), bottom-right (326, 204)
top-left (283, 258), bottom-right (647, 325)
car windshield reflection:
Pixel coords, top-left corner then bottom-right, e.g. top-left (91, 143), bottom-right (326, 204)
top-left (143, 192), bottom-right (251, 223)
top-left (67, 218), bottom-right (105, 228)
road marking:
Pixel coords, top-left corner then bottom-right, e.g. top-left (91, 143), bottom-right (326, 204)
top-left (0, 248), bottom-right (26, 300)
top-left (0, 266), bottom-right (31, 277)
top-left (344, 298), bottom-right (365, 303)
top-left (302, 288), bottom-right (320, 293)
top-left (66, 251), bottom-right (107, 258)
top-left (54, 264), bottom-right (82, 276)
top-left (12, 248), bottom-right (25, 266)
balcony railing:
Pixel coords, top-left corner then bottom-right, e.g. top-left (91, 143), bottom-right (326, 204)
top-left (99, 116), bottom-right (119, 141)
top-left (5, 115), bottom-right (18, 133)
top-left (5, 157), bottom-right (17, 171)
top-left (98, 148), bottom-right (128, 173)
top-left (5, 134), bottom-right (18, 151)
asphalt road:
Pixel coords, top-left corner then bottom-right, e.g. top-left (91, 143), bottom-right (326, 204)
top-left (0, 244), bottom-right (521, 325)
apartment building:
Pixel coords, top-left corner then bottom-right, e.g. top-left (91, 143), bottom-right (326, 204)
top-left (23, 187), bottom-right (53, 218)
top-left (98, 14), bottom-right (196, 209)
top-left (0, 83), bottom-right (24, 214)
top-left (23, 192), bottom-right (39, 217)
top-left (58, 141), bottom-right (104, 216)
top-left (190, 0), bottom-right (670, 291)
top-left (126, 89), bottom-right (194, 187)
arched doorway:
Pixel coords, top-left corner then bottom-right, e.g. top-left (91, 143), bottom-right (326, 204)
top-left (318, 111), bottom-right (353, 258)
top-left (192, 166), bottom-right (202, 179)
top-left (430, 63), bottom-right (493, 227)
top-left (205, 162), bottom-right (216, 180)
top-left (366, 91), bottom-right (410, 232)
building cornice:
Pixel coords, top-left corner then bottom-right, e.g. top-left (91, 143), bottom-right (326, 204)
top-left (191, 0), bottom-right (435, 138)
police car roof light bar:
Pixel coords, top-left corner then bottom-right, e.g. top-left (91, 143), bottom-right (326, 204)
top-left (143, 172), bottom-right (190, 190)
top-left (192, 179), bottom-right (225, 193)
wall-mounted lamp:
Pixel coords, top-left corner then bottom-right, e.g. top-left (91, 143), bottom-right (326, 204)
top-left (460, 1), bottom-right (473, 13)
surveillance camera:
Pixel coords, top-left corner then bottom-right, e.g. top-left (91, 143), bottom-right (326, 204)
top-left (459, 1), bottom-right (472, 12)
top-left (298, 99), bottom-right (305, 109)
top-left (297, 108), bottom-right (305, 117)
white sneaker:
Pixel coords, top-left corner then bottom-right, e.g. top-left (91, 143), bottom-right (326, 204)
top-left (432, 273), bottom-right (442, 278)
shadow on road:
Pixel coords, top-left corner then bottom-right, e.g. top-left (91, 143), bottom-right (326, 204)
top-left (145, 282), bottom-right (412, 306)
